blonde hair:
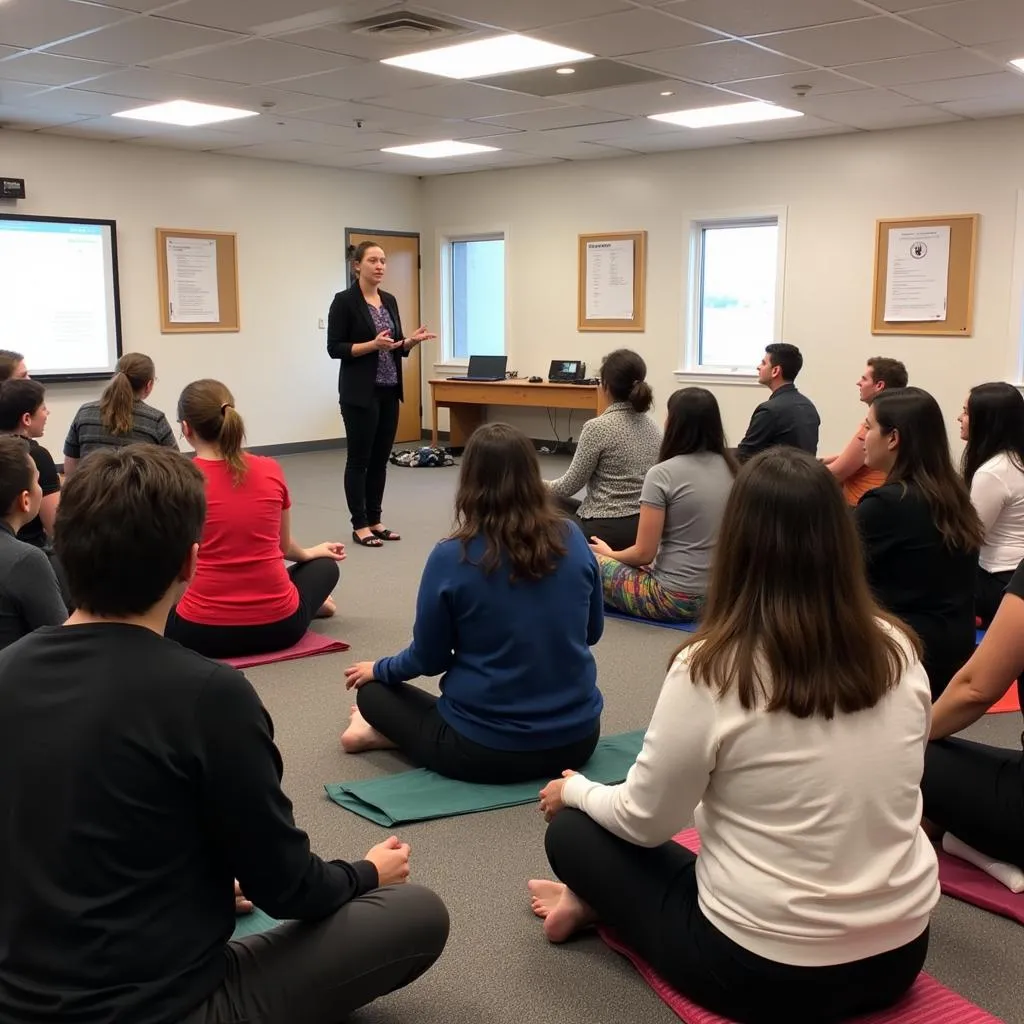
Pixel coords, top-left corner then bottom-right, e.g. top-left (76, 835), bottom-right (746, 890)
top-left (99, 353), bottom-right (155, 435)
top-left (176, 379), bottom-right (247, 485)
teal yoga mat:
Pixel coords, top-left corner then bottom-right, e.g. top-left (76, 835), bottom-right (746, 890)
top-left (325, 729), bottom-right (645, 826)
top-left (231, 907), bottom-right (279, 940)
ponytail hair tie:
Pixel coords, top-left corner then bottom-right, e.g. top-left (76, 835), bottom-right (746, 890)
top-left (220, 403), bottom-right (231, 414)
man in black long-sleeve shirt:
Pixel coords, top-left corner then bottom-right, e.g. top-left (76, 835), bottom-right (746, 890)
top-left (0, 448), bottom-right (448, 1024)
top-left (736, 343), bottom-right (820, 462)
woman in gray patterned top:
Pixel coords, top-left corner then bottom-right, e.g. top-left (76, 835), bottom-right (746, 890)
top-left (63, 353), bottom-right (178, 476)
top-left (547, 349), bottom-right (661, 549)
top-left (589, 388), bottom-right (735, 622)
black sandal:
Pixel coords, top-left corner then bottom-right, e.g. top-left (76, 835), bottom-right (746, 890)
top-left (370, 527), bottom-right (401, 541)
top-left (351, 530), bottom-right (384, 548)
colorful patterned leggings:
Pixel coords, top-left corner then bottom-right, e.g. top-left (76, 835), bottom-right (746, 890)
top-left (594, 554), bottom-right (703, 623)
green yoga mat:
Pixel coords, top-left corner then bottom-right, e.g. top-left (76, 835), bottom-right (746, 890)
top-left (232, 907), bottom-right (279, 940)
top-left (324, 729), bottom-right (644, 826)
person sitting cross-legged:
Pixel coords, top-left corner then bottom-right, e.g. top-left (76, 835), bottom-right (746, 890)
top-left (0, 446), bottom-right (449, 1024)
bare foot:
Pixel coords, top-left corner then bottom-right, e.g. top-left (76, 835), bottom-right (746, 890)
top-left (527, 879), bottom-right (597, 943)
top-left (340, 705), bottom-right (398, 754)
top-left (315, 595), bottom-right (336, 619)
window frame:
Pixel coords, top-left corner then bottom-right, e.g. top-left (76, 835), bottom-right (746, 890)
top-left (1011, 190), bottom-right (1024, 385)
top-left (679, 207), bottom-right (788, 384)
top-left (438, 228), bottom-right (509, 366)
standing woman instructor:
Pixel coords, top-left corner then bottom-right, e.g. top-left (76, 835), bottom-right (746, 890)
top-left (328, 241), bottom-right (435, 547)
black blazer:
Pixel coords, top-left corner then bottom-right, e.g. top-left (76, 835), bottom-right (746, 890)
top-left (326, 282), bottom-right (408, 407)
top-left (736, 383), bottom-right (820, 462)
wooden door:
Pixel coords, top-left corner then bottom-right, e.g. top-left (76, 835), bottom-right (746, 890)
top-left (346, 230), bottom-right (422, 444)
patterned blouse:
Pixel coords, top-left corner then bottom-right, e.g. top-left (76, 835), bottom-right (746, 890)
top-left (368, 302), bottom-right (398, 387)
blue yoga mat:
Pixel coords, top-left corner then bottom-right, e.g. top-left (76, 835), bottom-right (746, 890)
top-left (604, 609), bottom-right (699, 632)
top-left (325, 729), bottom-right (644, 826)
top-left (231, 907), bottom-right (279, 940)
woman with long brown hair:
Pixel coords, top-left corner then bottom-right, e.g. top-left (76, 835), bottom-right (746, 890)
top-left (63, 353), bottom-right (177, 476)
top-left (342, 422), bottom-right (604, 783)
top-left (165, 379), bottom-right (346, 659)
top-left (858, 386), bottom-right (982, 697)
top-left (528, 449), bottom-right (938, 1024)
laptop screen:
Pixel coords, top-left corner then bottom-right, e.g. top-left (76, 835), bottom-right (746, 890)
top-left (467, 355), bottom-right (507, 377)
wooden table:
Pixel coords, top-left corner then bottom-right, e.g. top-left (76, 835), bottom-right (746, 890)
top-left (429, 379), bottom-right (608, 446)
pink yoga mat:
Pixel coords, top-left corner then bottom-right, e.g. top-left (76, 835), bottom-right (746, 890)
top-left (938, 849), bottom-right (1024, 925)
top-left (220, 632), bottom-right (349, 669)
top-left (597, 828), bottom-right (1004, 1024)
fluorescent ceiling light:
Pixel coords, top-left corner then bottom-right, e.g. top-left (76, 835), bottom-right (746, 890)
top-left (556, 67), bottom-right (576, 75)
top-left (1010, 58), bottom-right (1024, 72)
top-left (381, 140), bottom-right (500, 159)
top-left (113, 100), bottom-right (259, 127)
top-left (382, 34), bottom-right (592, 80)
top-left (649, 101), bottom-right (803, 128)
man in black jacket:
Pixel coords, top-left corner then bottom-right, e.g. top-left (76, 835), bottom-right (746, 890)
top-left (737, 343), bottom-right (820, 462)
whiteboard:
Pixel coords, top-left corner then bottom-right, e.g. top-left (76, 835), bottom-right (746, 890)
top-left (0, 215), bottom-right (122, 381)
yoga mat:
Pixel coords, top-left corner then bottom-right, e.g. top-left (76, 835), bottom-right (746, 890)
top-left (231, 907), bottom-right (280, 940)
top-left (938, 848), bottom-right (1024, 925)
top-left (325, 729), bottom-right (644, 826)
top-left (599, 828), bottom-right (1004, 1024)
top-left (220, 632), bottom-right (349, 669)
top-left (988, 681), bottom-right (1021, 715)
top-left (604, 610), bottom-right (699, 632)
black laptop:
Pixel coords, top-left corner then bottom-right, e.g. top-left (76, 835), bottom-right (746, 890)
top-left (446, 355), bottom-right (508, 382)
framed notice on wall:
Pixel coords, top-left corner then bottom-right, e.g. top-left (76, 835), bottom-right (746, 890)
top-left (577, 230), bottom-right (647, 332)
top-left (156, 228), bottom-right (240, 333)
top-left (871, 214), bottom-right (978, 337)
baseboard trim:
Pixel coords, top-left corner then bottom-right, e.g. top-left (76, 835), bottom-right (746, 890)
top-left (248, 437), bottom-right (346, 457)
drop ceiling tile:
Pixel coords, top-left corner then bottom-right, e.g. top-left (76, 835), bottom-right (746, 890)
top-left (0, 104), bottom-right (91, 129)
top-left (287, 105), bottom-right (520, 140)
top-left (47, 17), bottom-right (242, 63)
top-left (92, 0), bottom-right (187, 9)
top-left (415, 0), bottom-right (633, 32)
top-left (0, 80), bottom-right (45, 106)
top-left (939, 94), bottom-right (1024, 117)
top-left (0, 53), bottom-right (126, 87)
top-left (39, 122), bottom-right (145, 141)
top-left (972, 39), bottom-right (1024, 62)
top-left (273, 22), bottom-right (484, 63)
top-left (660, 0), bottom-right (869, 37)
top-left (630, 40), bottom-right (812, 82)
top-left (797, 87), bottom-right (918, 118)
top-left (533, 117), bottom-right (683, 144)
top-left (866, 0), bottom-right (965, 9)
top-left (904, 0), bottom-right (1024, 46)
top-left (284, 63), bottom-right (436, 102)
top-left (896, 71), bottom-right (1024, 103)
top-left (0, 47), bottom-right (25, 62)
top-left (599, 130), bottom-right (749, 152)
top-left (14, 86), bottom-right (145, 117)
top-left (838, 104), bottom-right (962, 129)
top-left (361, 82), bottom-right (560, 119)
top-left (151, 0), bottom-right (377, 35)
top-left (536, 9), bottom-right (720, 58)
top-left (495, 130), bottom-right (629, 156)
top-left (566, 78), bottom-right (739, 114)
top-left (151, 39), bottom-right (358, 85)
top-left (756, 17), bottom-right (956, 66)
top-left (472, 106), bottom-right (627, 131)
top-left (726, 69), bottom-right (869, 104)
top-left (0, 0), bottom-right (130, 48)
top-left (835, 48), bottom-right (1003, 87)
top-left (720, 112), bottom-right (842, 135)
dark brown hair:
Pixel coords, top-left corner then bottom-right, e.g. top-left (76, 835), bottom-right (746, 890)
top-left (451, 422), bottom-right (567, 582)
top-left (765, 342), bottom-right (803, 382)
top-left (682, 448), bottom-right (919, 719)
top-left (54, 447), bottom-right (205, 617)
top-left (0, 378), bottom-right (45, 432)
top-left (873, 387), bottom-right (983, 552)
top-left (0, 435), bottom-right (33, 515)
top-left (961, 382), bottom-right (1024, 487)
top-left (600, 349), bottom-right (653, 413)
top-left (99, 352), bottom-right (156, 435)
top-left (866, 356), bottom-right (908, 391)
top-left (0, 350), bottom-right (25, 382)
top-left (177, 379), bottom-right (247, 485)
top-left (659, 387), bottom-right (737, 474)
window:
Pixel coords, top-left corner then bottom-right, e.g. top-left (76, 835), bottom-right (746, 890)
top-left (446, 236), bottom-right (505, 361)
top-left (688, 218), bottom-right (782, 374)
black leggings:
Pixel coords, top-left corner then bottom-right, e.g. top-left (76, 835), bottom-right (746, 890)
top-left (553, 496), bottom-right (639, 550)
top-left (921, 737), bottom-right (1024, 869)
top-left (976, 565), bottom-right (1014, 628)
top-left (340, 388), bottom-right (400, 530)
top-left (166, 559), bottom-right (340, 659)
top-left (356, 681), bottom-right (600, 784)
top-left (545, 810), bottom-right (929, 1024)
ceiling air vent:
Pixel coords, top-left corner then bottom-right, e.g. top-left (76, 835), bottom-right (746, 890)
top-left (348, 11), bottom-right (471, 44)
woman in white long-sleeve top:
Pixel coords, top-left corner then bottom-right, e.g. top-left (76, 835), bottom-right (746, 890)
top-left (528, 448), bottom-right (939, 1024)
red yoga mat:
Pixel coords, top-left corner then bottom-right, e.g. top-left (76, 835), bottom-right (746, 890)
top-left (597, 828), bottom-right (1004, 1024)
top-left (938, 848), bottom-right (1024, 925)
top-left (220, 632), bottom-right (349, 669)
top-left (987, 681), bottom-right (1020, 715)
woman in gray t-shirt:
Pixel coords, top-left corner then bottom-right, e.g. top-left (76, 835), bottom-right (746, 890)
top-left (589, 388), bottom-right (735, 622)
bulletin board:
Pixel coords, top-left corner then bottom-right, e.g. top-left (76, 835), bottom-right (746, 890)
top-left (156, 228), bottom-right (240, 334)
top-left (577, 230), bottom-right (647, 332)
top-left (871, 214), bottom-right (978, 337)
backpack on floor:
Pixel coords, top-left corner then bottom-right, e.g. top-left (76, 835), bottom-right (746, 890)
top-left (389, 446), bottom-right (455, 468)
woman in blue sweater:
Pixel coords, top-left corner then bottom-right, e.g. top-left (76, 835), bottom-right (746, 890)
top-left (342, 422), bottom-right (605, 783)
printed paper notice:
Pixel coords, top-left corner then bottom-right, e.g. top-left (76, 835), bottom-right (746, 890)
top-left (883, 226), bottom-right (950, 322)
top-left (166, 237), bottom-right (220, 324)
top-left (585, 239), bottom-right (634, 320)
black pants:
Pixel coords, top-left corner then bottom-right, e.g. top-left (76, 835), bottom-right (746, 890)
top-left (356, 681), bottom-right (600, 784)
top-left (976, 565), bottom-right (1014, 628)
top-left (554, 495), bottom-right (639, 550)
top-left (166, 559), bottom-right (340, 659)
top-left (545, 810), bottom-right (929, 1024)
top-left (341, 388), bottom-right (400, 530)
top-left (181, 885), bottom-right (449, 1024)
top-left (922, 737), bottom-right (1024, 869)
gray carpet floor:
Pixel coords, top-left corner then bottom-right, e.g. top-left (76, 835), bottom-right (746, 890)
top-left (250, 450), bottom-right (1023, 1024)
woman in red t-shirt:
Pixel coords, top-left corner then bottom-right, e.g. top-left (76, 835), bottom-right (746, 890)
top-left (165, 379), bottom-right (345, 658)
